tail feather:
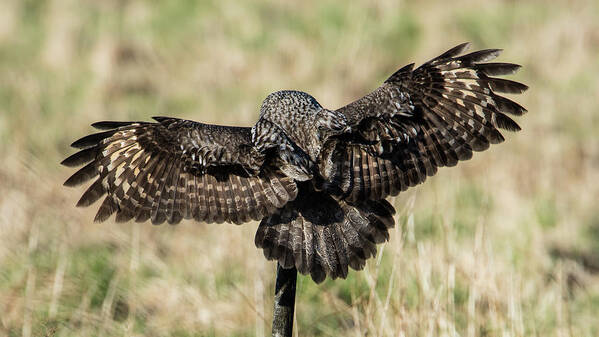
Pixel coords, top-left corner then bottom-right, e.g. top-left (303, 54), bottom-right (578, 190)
top-left (255, 184), bottom-right (395, 283)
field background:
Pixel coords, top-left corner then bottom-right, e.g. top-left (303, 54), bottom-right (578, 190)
top-left (1, 0), bottom-right (598, 336)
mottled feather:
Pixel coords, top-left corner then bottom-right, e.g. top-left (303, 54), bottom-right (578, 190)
top-left (63, 43), bottom-right (526, 283)
top-left (63, 118), bottom-right (297, 225)
top-left (328, 43), bottom-right (527, 202)
top-left (255, 183), bottom-right (395, 283)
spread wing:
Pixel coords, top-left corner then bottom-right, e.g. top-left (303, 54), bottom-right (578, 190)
top-left (62, 117), bottom-right (297, 224)
top-left (319, 43), bottom-right (528, 202)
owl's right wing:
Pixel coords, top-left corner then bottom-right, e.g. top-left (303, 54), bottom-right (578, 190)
top-left (318, 43), bottom-right (528, 202)
top-left (62, 117), bottom-right (297, 225)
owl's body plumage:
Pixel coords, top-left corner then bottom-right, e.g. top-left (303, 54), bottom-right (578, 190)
top-left (63, 44), bottom-right (527, 282)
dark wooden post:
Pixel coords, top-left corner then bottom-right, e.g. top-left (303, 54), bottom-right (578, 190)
top-left (271, 263), bottom-right (297, 337)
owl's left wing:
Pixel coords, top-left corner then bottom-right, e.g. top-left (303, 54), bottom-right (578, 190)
top-left (318, 43), bottom-right (528, 202)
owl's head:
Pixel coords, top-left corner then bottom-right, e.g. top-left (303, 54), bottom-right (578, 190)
top-left (259, 90), bottom-right (321, 118)
top-left (259, 90), bottom-right (348, 137)
top-left (257, 90), bottom-right (349, 161)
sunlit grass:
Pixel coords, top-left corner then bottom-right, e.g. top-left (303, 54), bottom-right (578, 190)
top-left (1, 0), bottom-right (599, 336)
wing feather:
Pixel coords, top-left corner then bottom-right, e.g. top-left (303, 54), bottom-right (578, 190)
top-left (328, 43), bottom-right (527, 202)
top-left (126, 153), bottom-right (154, 222)
top-left (62, 118), bottom-right (298, 224)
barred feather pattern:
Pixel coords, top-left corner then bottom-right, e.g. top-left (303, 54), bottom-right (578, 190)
top-left (329, 42), bottom-right (527, 202)
top-left (255, 183), bottom-right (395, 283)
top-left (62, 118), bottom-right (298, 224)
top-left (63, 43), bottom-right (527, 283)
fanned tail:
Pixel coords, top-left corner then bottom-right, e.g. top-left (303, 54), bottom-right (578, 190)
top-left (255, 183), bottom-right (395, 283)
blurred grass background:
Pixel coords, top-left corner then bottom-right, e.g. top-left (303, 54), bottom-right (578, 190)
top-left (1, 0), bottom-right (598, 336)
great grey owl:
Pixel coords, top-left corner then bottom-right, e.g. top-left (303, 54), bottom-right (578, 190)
top-left (62, 43), bottom-right (527, 283)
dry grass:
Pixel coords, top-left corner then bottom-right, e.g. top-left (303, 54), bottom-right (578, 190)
top-left (1, 0), bottom-right (598, 336)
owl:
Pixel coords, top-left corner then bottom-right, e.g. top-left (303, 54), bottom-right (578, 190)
top-left (63, 43), bottom-right (527, 283)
